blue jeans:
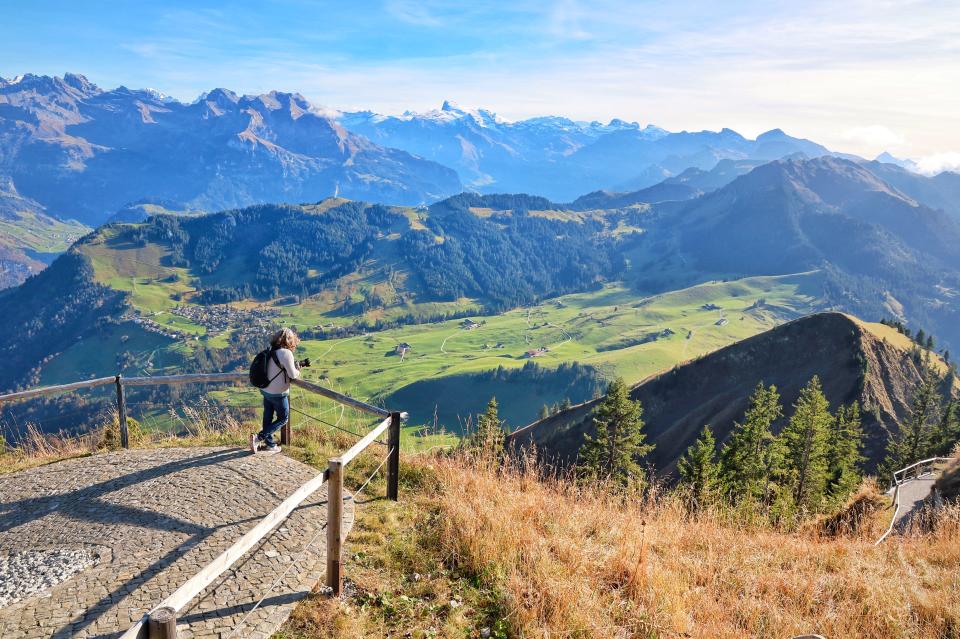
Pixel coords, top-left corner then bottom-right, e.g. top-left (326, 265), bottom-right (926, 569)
top-left (258, 392), bottom-right (289, 447)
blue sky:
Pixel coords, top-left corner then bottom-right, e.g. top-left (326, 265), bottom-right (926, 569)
top-left (3, 1), bottom-right (959, 167)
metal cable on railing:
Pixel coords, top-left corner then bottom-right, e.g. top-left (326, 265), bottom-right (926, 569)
top-left (289, 405), bottom-right (388, 444)
top-left (224, 521), bottom-right (330, 639)
top-left (349, 447), bottom-right (394, 503)
top-left (225, 445), bottom-right (395, 637)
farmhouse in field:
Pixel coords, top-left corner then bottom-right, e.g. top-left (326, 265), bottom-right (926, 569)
top-left (461, 318), bottom-right (480, 330)
top-left (524, 346), bottom-right (549, 358)
top-left (395, 342), bottom-right (412, 356)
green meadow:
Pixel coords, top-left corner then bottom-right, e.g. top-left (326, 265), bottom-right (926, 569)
top-left (64, 224), bottom-right (828, 437)
top-left (292, 272), bottom-right (825, 428)
top-left (0, 210), bottom-right (90, 259)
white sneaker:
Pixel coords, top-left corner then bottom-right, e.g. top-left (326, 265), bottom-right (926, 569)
top-left (249, 433), bottom-right (259, 454)
top-left (263, 444), bottom-right (281, 453)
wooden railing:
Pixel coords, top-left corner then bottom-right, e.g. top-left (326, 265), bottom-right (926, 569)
top-left (0, 371), bottom-right (402, 638)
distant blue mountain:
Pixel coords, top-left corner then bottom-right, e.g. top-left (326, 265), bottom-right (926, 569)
top-left (341, 106), bottom-right (840, 200)
top-left (0, 74), bottom-right (462, 225)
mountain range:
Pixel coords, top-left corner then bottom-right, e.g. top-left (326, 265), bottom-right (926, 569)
top-left (339, 103), bottom-right (839, 200)
top-left (3, 73), bottom-right (960, 351)
top-left (0, 72), bottom-right (909, 230)
top-left (0, 73), bottom-right (461, 227)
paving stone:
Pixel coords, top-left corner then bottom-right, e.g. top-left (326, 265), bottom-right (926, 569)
top-left (0, 447), bottom-right (354, 638)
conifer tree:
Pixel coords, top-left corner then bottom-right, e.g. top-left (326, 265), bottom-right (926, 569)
top-left (538, 404), bottom-right (550, 420)
top-left (779, 376), bottom-right (833, 512)
top-left (678, 425), bottom-right (719, 509)
top-left (882, 363), bottom-right (941, 475)
top-left (578, 377), bottom-right (654, 486)
top-left (719, 382), bottom-right (782, 502)
top-left (469, 396), bottom-right (506, 461)
top-left (933, 398), bottom-right (960, 456)
top-left (825, 402), bottom-right (864, 503)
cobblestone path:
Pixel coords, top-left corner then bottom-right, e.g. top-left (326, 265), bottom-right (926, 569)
top-left (0, 447), bottom-right (353, 639)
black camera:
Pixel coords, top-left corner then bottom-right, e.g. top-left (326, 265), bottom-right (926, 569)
top-left (297, 358), bottom-right (311, 368)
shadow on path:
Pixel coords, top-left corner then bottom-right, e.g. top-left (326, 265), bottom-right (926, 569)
top-left (0, 448), bottom-right (247, 536)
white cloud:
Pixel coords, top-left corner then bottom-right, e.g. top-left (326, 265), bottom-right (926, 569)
top-left (915, 152), bottom-right (960, 176)
top-left (842, 125), bottom-right (905, 150)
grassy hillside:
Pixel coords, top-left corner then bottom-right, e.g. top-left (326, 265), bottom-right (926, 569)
top-left (0, 208), bottom-right (90, 288)
top-left (297, 273), bottom-right (824, 429)
top-left (64, 229), bottom-right (827, 432)
top-left (4, 197), bottom-right (831, 440)
top-left (512, 311), bottom-right (953, 473)
top-left (0, 210), bottom-right (89, 257)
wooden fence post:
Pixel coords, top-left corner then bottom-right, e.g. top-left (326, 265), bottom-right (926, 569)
top-left (115, 374), bottom-right (129, 449)
top-left (387, 412), bottom-right (401, 501)
top-left (281, 406), bottom-right (291, 446)
top-left (147, 606), bottom-right (177, 638)
top-left (326, 457), bottom-right (344, 595)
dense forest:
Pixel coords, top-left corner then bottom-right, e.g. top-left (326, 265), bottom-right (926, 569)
top-left (405, 207), bottom-right (618, 308)
top-left (125, 199), bottom-right (621, 309)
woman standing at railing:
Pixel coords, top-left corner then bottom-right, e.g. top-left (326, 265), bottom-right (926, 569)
top-left (249, 328), bottom-right (309, 453)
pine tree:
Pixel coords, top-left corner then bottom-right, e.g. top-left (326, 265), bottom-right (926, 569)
top-left (825, 402), bottom-right (864, 503)
top-left (719, 382), bottom-right (782, 503)
top-left (538, 404), bottom-right (550, 420)
top-left (678, 425), bottom-right (719, 509)
top-left (882, 363), bottom-right (941, 476)
top-left (578, 377), bottom-right (654, 486)
top-left (933, 398), bottom-right (960, 456)
top-left (468, 396), bottom-right (506, 461)
top-left (779, 376), bottom-right (833, 512)
top-left (560, 397), bottom-right (572, 411)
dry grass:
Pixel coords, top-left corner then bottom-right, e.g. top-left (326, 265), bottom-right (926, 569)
top-left (812, 479), bottom-right (888, 537)
top-left (428, 454), bottom-right (959, 639)
top-left (935, 449), bottom-right (960, 503)
top-left (280, 451), bottom-right (960, 639)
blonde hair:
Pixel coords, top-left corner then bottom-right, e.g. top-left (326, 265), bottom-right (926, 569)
top-left (270, 328), bottom-right (300, 350)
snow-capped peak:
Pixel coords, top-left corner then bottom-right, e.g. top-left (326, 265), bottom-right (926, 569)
top-left (143, 88), bottom-right (178, 104)
top-left (422, 100), bottom-right (503, 127)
